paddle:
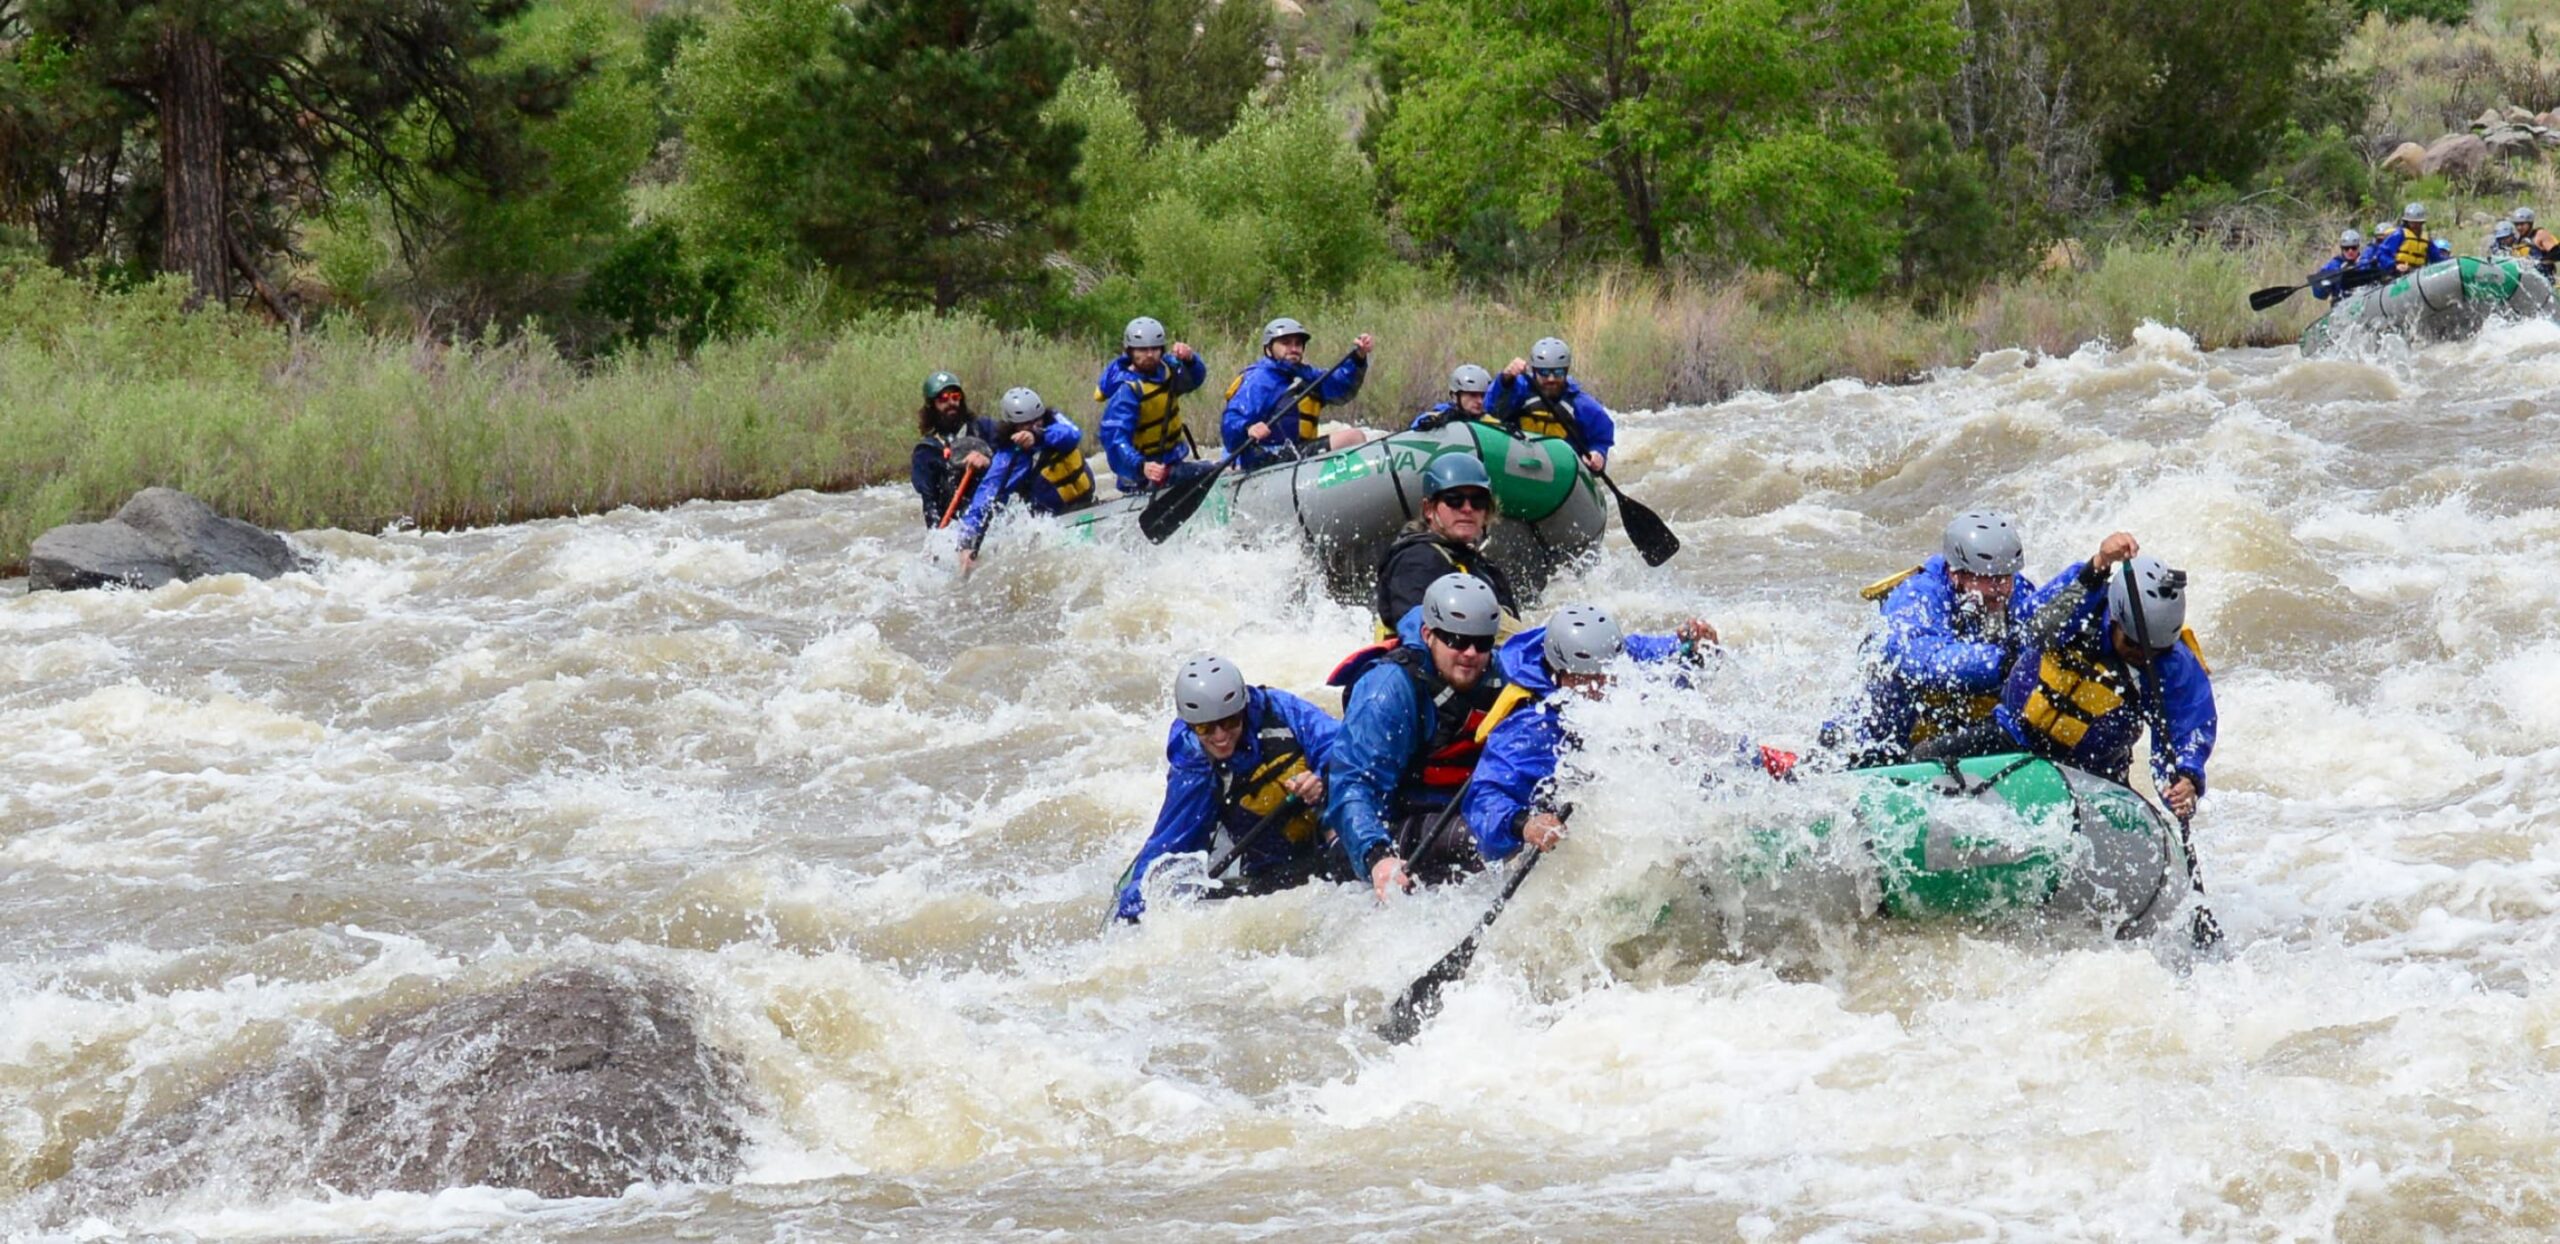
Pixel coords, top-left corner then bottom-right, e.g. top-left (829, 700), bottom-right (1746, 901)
top-left (2119, 561), bottom-right (2221, 951)
top-left (1204, 794), bottom-right (1305, 880)
top-left (1528, 395), bottom-right (1680, 567)
top-left (1376, 843), bottom-right (1544, 1045)
top-left (2248, 263), bottom-right (2388, 311)
top-left (935, 464), bottom-right (977, 530)
top-left (1138, 349), bottom-right (1359, 544)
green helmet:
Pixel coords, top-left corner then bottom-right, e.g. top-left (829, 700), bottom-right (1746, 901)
top-left (923, 371), bottom-right (964, 402)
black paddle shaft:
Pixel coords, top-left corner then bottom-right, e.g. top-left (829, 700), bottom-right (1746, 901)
top-left (1376, 847), bottom-right (1544, 1044)
top-left (2121, 561), bottom-right (2221, 951)
top-left (1138, 348), bottom-right (1360, 544)
top-left (1527, 395), bottom-right (1680, 567)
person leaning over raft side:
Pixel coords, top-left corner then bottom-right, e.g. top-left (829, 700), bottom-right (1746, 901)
top-left (1463, 604), bottom-right (1719, 863)
top-left (1095, 316), bottom-right (1211, 494)
top-left (953, 386), bottom-right (1097, 571)
top-left (1838, 509), bottom-right (2040, 767)
top-left (1914, 533), bottom-right (2217, 821)
top-left (911, 371), bottom-right (996, 527)
top-left (2309, 230), bottom-right (2365, 303)
top-left (1219, 317), bottom-right (1374, 472)
top-left (2362, 201), bottom-right (2452, 275)
top-left (1326, 573), bottom-right (1514, 898)
top-left (1113, 655), bottom-right (1342, 922)
top-left (1409, 364), bottom-right (1496, 431)
top-left (1372, 455), bottom-right (1521, 638)
top-left (1486, 336), bottom-right (1615, 475)
top-left (2488, 220), bottom-right (2522, 260)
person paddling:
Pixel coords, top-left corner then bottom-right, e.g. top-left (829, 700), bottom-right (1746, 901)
top-left (1487, 337), bottom-right (1614, 475)
top-left (1112, 655), bottom-right (1342, 922)
top-left (1409, 364), bottom-right (1495, 431)
top-left (1326, 573), bottom-right (1515, 897)
top-left (953, 386), bottom-right (1097, 570)
top-left (1834, 510), bottom-right (2040, 766)
top-left (911, 371), bottom-right (995, 528)
top-left (2365, 202), bottom-right (2451, 275)
top-left (1219, 317), bottom-right (1374, 471)
top-left (2514, 207), bottom-right (2558, 277)
top-left (2309, 230), bottom-right (2367, 303)
top-left (1095, 316), bottom-right (1211, 494)
top-left (1372, 455), bottom-right (1520, 639)
top-left (1463, 604), bottom-right (1718, 863)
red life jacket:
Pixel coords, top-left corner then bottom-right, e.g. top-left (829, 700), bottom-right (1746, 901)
top-left (1382, 645), bottom-right (1505, 800)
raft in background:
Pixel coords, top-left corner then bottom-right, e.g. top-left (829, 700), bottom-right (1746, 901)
top-left (1066, 422), bottom-right (1608, 600)
top-left (2300, 255), bottom-right (2554, 355)
top-left (1696, 753), bottom-right (2194, 943)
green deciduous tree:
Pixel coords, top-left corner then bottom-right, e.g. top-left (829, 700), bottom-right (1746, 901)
top-left (0, 0), bottom-right (566, 308)
top-left (1041, 0), bottom-right (1273, 139)
top-left (1371, 0), bottom-right (1957, 283)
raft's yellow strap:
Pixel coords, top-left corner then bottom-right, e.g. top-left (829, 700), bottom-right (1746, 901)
top-left (1860, 565), bottom-right (1924, 602)
top-left (2178, 626), bottom-right (2210, 674)
top-left (1477, 683), bottom-right (1537, 743)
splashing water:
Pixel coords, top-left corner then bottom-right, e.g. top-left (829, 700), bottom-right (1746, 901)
top-left (5, 322), bottom-right (2559, 1239)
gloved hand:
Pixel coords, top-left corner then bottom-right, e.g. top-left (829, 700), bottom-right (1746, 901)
top-left (1413, 414), bottom-right (1446, 432)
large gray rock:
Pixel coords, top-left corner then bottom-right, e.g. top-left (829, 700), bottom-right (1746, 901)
top-left (27, 487), bottom-right (299, 591)
top-left (2483, 124), bottom-right (2542, 161)
top-left (36, 966), bottom-right (749, 1221)
top-left (2423, 132), bottom-right (2492, 179)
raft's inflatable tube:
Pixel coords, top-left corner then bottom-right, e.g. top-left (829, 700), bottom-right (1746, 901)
top-left (2300, 256), bottom-right (2553, 355)
top-left (1065, 422), bottom-right (1608, 595)
top-left (1700, 753), bottom-right (2192, 940)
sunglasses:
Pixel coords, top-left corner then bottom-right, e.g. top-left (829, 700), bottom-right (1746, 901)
top-left (1428, 627), bottom-right (1495, 653)
top-left (1531, 367), bottom-right (1568, 379)
top-left (1434, 490), bottom-right (1492, 511)
top-left (933, 389), bottom-right (965, 401)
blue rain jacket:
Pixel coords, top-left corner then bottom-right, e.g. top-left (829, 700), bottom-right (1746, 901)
top-left (2360, 229), bottom-right (2451, 271)
top-left (1096, 351), bottom-right (1209, 491)
top-left (1219, 353), bottom-right (1367, 471)
top-left (1462, 626), bottom-right (1683, 862)
top-left (954, 412), bottom-right (1091, 547)
top-left (2309, 255), bottom-right (2372, 303)
top-left (1113, 686), bottom-right (1343, 922)
top-left (1858, 555), bottom-right (2041, 756)
top-left (1407, 401), bottom-right (1486, 431)
top-left (1485, 375), bottom-right (1616, 460)
top-left (1322, 619), bottom-right (1524, 874)
top-left (1992, 561), bottom-right (2218, 794)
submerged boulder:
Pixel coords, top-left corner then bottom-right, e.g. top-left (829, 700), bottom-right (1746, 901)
top-left (28, 488), bottom-right (300, 592)
top-left (40, 966), bottom-right (749, 1220)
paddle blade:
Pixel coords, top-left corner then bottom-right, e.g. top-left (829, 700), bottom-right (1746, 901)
top-left (1374, 851), bottom-right (1541, 1045)
top-left (2247, 283), bottom-right (2302, 312)
top-left (1137, 468), bottom-right (1221, 543)
top-left (1616, 493), bottom-right (1681, 566)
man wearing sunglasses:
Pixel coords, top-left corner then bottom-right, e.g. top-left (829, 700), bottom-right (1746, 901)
top-left (1488, 337), bottom-right (1615, 475)
top-left (1838, 508), bottom-right (2042, 767)
top-left (1915, 533), bottom-right (2217, 822)
top-left (1371, 455), bottom-right (1520, 639)
top-left (1326, 573), bottom-right (1514, 899)
top-left (1112, 654), bottom-right (1343, 922)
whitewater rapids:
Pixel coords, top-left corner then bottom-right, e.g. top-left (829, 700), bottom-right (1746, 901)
top-left (4, 321), bottom-right (2558, 1240)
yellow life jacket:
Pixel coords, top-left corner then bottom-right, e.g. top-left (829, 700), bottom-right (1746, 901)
top-left (1511, 400), bottom-right (1576, 441)
top-left (1859, 564), bottom-right (1999, 742)
top-left (1224, 723), bottom-right (1323, 846)
top-left (1476, 682), bottom-right (1536, 742)
top-left (2016, 645), bottom-right (2132, 750)
top-left (2394, 228), bottom-right (2433, 270)
top-left (1036, 439), bottom-right (1094, 508)
top-left (1102, 372), bottom-right (1191, 459)
top-left (1226, 370), bottom-right (1320, 443)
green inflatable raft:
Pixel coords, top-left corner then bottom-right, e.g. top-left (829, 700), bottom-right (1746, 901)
top-left (2300, 255), bottom-right (2553, 356)
top-left (1698, 754), bottom-right (2193, 941)
top-left (1063, 422), bottom-right (1608, 598)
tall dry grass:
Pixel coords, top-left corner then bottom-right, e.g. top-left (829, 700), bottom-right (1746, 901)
top-left (0, 236), bottom-right (2329, 570)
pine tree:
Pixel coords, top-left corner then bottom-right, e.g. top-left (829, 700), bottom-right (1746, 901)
top-left (0, 0), bottom-right (566, 309)
top-left (780, 0), bottom-right (1082, 314)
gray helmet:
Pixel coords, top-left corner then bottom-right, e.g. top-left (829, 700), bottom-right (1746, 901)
top-left (2401, 201), bottom-right (2428, 224)
top-left (2372, 222), bottom-right (2391, 240)
top-left (923, 370), bottom-right (964, 402)
top-left (1172, 655), bottom-right (1251, 725)
top-left (1421, 573), bottom-right (1502, 637)
top-left (1000, 386), bottom-right (1046, 425)
top-left (1123, 316), bottom-right (1169, 349)
top-left (1941, 509), bottom-right (2025, 577)
top-left (2337, 228), bottom-right (2363, 247)
top-left (1448, 363), bottom-right (1493, 395)
top-left (1421, 453), bottom-right (1492, 499)
top-left (1542, 604), bottom-right (1624, 675)
top-left (1261, 317), bottom-right (1310, 348)
top-left (2495, 220), bottom-right (2517, 240)
top-left (2107, 556), bottom-right (2190, 652)
top-left (2516, 206), bottom-right (2538, 227)
top-left (1529, 337), bottom-right (1572, 370)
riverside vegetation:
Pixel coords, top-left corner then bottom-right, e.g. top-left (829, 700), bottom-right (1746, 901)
top-left (5, 0), bottom-right (2559, 568)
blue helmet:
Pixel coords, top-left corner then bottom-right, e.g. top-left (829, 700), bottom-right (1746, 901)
top-left (1421, 454), bottom-right (1492, 499)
